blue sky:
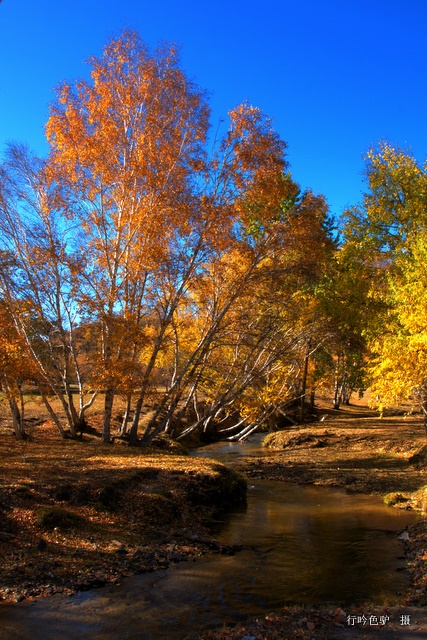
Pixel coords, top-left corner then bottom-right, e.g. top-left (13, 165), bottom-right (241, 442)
top-left (1, 0), bottom-right (427, 221)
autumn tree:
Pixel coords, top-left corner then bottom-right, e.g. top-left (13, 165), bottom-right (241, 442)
top-left (343, 142), bottom-right (427, 258)
top-left (0, 147), bottom-right (100, 439)
top-left (128, 102), bottom-right (293, 444)
top-left (274, 189), bottom-right (336, 417)
top-left (43, 30), bottom-right (213, 443)
top-left (341, 142), bottom-right (427, 426)
top-left (312, 240), bottom-right (377, 409)
top-left (158, 183), bottom-right (336, 442)
top-left (1, 29), bottom-right (337, 445)
top-left (369, 234), bottom-right (427, 434)
top-left (0, 296), bottom-right (36, 439)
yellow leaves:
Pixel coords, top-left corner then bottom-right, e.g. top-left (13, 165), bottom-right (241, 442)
top-left (340, 145), bottom-right (427, 411)
top-left (342, 142), bottom-right (427, 267)
top-left (368, 233), bottom-right (427, 409)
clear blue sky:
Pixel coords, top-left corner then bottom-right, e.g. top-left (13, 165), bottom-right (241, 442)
top-left (1, 0), bottom-right (427, 221)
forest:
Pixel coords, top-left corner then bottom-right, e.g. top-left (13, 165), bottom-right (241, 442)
top-left (1, 29), bottom-right (427, 446)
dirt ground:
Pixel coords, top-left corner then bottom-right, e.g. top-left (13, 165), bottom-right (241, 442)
top-left (0, 407), bottom-right (246, 604)
top-left (239, 409), bottom-right (427, 499)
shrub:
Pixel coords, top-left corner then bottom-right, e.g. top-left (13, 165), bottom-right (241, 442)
top-left (35, 506), bottom-right (85, 530)
top-left (383, 492), bottom-right (409, 507)
top-left (140, 493), bottom-right (180, 525)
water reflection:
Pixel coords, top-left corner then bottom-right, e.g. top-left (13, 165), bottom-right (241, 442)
top-left (213, 480), bottom-right (416, 605)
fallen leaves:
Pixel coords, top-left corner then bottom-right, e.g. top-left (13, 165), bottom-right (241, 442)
top-left (0, 420), bottom-right (245, 604)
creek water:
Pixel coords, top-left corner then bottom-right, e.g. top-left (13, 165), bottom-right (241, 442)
top-left (0, 437), bottom-right (420, 640)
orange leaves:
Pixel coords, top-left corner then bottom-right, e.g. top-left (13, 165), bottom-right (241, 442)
top-left (0, 303), bottom-right (38, 438)
top-left (226, 102), bottom-right (287, 178)
top-left (46, 30), bottom-right (209, 252)
top-left (210, 102), bottom-right (292, 240)
top-left (2, 28), bottom-right (339, 444)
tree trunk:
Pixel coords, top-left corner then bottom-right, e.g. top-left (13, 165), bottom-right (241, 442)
top-left (342, 391), bottom-right (351, 405)
top-left (2, 375), bottom-right (26, 439)
top-left (332, 379), bottom-right (341, 410)
top-left (309, 387), bottom-right (315, 410)
top-left (129, 395), bottom-right (144, 445)
top-left (119, 395), bottom-right (132, 436)
top-left (9, 397), bottom-right (25, 439)
top-left (300, 348), bottom-right (310, 422)
top-left (422, 392), bottom-right (427, 442)
top-left (267, 414), bottom-right (276, 432)
top-left (102, 388), bottom-right (114, 443)
top-left (39, 390), bottom-right (66, 439)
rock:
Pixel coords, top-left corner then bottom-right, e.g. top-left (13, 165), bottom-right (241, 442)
top-left (90, 578), bottom-right (106, 588)
top-left (136, 566), bottom-right (148, 574)
top-left (170, 554), bottom-right (183, 563)
top-left (334, 608), bottom-right (347, 623)
top-left (221, 546), bottom-right (234, 555)
top-left (156, 558), bottom-right (169, 568)
top-left (37, 538), bottom-right (47, 551)
top-left (111, 540), bottom-right (123, 547)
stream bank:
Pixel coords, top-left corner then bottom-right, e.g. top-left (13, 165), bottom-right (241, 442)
top-left (0, 477), bottom-right (421, 640)
top-left (0, 423), bottom-right (246, 604)
top-left (1, 403), bottom-right (427, 639)
top-left (191, 406), bottom-right (427, 640)
top-left (219, 409), bottom-right (427, 607)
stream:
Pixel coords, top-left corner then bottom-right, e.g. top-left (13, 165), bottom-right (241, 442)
top-left (0, 436), bottom-right (420, 639)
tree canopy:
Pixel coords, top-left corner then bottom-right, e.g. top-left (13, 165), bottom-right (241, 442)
top-left (12, 30), bottom-right (427, 444)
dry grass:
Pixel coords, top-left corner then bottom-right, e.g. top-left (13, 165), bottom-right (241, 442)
top-left (242, 405), bottom-right (427, 497)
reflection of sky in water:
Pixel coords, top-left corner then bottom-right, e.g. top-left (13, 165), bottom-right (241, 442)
top-left (0, 441), bottom-right (419, 640)
top-left (192, 433), bottom-right (267, 462)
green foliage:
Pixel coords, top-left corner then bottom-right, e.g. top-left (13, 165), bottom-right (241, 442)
top-left (343, 142), bottom-right (427, 256)
top-left (340, 143), bottom-right (427, 420)
top-left (310, 248), bottom-right (373, 404)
